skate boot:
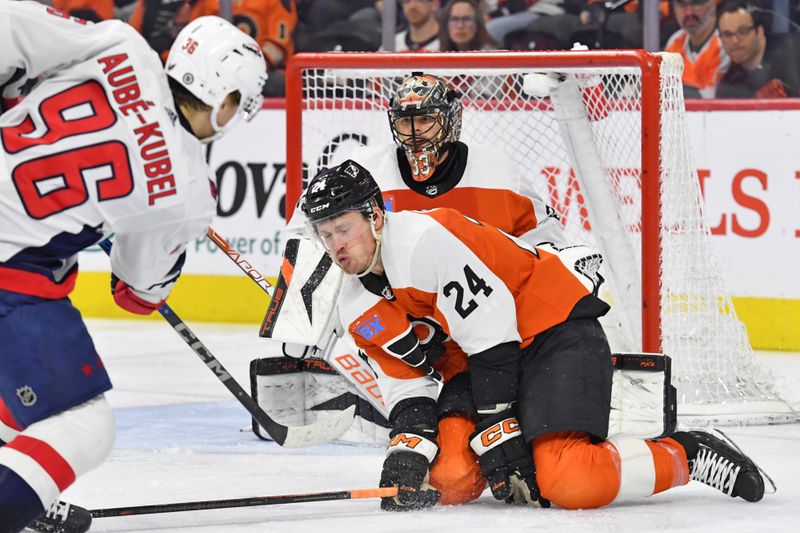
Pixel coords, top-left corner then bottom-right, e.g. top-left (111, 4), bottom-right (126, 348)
top-left (675, 429), bottom-right (773, 502)
top-left (27, 500), bottom-right (92, 533)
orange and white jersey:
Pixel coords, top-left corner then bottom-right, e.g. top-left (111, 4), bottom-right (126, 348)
top-left (51, 0), bottom-right (115, 21)
top-left (338, 271), bottom-right (471, 413)
top-left (665, 29), bottom-right (730, 98)
top-left (284, 142), bottom-right (563, 409)
top-left (0, 2), bottom-right (214, 299)
top-left (337, 277), bottom-right (441, 413)
top-left (341, 142), bottom-right (564, 247)
top-left (192, 0), bottom-right (297, 67)
top-left (338, 208), bottom-right (607, 410)
top-left (380, 209), bottom-right (607, 354)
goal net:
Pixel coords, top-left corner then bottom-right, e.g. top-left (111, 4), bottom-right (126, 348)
top-left (284, 51), bottom-right (796, 426)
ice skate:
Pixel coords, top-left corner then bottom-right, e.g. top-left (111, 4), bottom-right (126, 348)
top-left (27, 500), bottom-right (92, 533)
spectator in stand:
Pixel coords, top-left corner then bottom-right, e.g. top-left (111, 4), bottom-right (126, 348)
top-left (295, 1), bottom-right (382, 53)
top-left (390, 0), bottom-right (442, 51)
top-left (128, 0), bottom-right (196, 57)
top-left (193, 0), bottom-right (298, 96)
top-left (664, 0), bottom-right (730, 98)
top-left (50, 0), bottom-right (115, 21)
top-left (297, 0), bottom-right (377, 32)
top-left (440, 0), bottom-right (498, 51)
top-left (485, 1), bottom-right (543, 45)
top-left (128, 0), bottom-right (297, 96)
top-left (716, 1), bottom-right (800, 97)
top-left (573, 1), bottom-right (674, 50)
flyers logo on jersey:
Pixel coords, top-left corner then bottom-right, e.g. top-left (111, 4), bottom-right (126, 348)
top-left (354, 313), bottom-right (384, 340)
top-left (383, 194), bottom-right (395, 212)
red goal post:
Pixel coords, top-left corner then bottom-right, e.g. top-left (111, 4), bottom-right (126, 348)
top-left (284, 51), bottom-right (796, 425)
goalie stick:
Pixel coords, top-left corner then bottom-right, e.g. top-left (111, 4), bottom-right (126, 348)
top-left (98, 238), bottom-right (355, 448)
top-left (89, 487), bottom-right (398, 518)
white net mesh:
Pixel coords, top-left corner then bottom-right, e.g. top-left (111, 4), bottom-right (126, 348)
top-left (288, 52), bottom-right (796, 425)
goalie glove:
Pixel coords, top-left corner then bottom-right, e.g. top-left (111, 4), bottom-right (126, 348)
top-left (469, 408), bottom-right (550, 508)
top-left (379, 432), bottom-right (441, 511)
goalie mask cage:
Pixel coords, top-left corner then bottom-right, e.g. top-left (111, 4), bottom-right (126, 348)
top-left (285, 51), bottom-right (796, 426)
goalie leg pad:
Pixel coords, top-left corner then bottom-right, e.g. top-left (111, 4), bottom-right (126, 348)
top-left (251, 356), bottom-right (390, 445)
top-left (608, 353), bottom-right (677, 439)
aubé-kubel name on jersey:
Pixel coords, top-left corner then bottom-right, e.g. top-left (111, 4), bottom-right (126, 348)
top-left (98, 52), bottom-right (177, 207)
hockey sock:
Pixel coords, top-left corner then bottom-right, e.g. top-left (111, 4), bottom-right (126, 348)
top-left (645, 437), bottom-right (690, 494)
top-left (0, 466), bottom-right (46, 533)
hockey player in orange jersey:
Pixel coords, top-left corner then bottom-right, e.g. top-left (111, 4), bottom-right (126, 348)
top-left (300, 159), bottom-right (771, 512)
top-left (277, 73), bottom-right (565, 505)
top-left (320, 72), bottom-right (564, 246)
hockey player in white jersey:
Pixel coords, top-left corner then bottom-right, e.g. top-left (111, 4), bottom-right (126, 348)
top-left (300, 159), bottom-right (770, 512)
top-left (0, 4), bottom-right (267, 532)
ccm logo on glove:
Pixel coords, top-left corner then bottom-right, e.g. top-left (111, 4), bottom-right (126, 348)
top-left (472, 418), bottom-right (521, 450)
top-left (390, 433), bottom-right (423, 449)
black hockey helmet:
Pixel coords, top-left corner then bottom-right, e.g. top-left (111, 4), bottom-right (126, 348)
top-left (302, 159), bottom-right (384, 224)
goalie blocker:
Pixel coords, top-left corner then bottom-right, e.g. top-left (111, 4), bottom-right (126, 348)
top-left (250, 352), bottom-right (676, 445)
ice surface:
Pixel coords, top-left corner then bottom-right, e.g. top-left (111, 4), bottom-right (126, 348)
top-left (59, 319), bottom-right (800, 533)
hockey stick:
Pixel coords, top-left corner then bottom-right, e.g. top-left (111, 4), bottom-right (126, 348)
top-left (89, 487), bottom-right (398, 518)
top-left (98, 238), bottom-right (354, 448)
top-left (206, 227), bottom-right (273, 294)
top-left (206, 229), bottom-right (390, 417)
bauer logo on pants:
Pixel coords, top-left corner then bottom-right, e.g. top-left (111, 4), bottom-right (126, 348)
top-left (16, 385), bottom-right (37, 407)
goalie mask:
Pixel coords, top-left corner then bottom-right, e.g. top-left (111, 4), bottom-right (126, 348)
top-left (166, 16), bottom-right (268, 143)
top-left (388, 73), bottom-right (462, 182)
top-left (302, 160), bottom-right (385, 277)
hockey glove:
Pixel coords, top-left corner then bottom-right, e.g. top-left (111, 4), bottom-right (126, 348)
top-left (110, 274), bottom-right (164, 315)
top-left (469, 410), bottom-right (550, 508)
top-left (379, 433), bottom-right (441, 511)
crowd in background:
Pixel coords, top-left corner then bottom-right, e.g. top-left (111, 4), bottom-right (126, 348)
top-left (37, 0), bottom-right (800, 98)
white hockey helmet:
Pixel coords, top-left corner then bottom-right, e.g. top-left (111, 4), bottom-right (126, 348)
top-left (166, 16), bottom-right (267, 142)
